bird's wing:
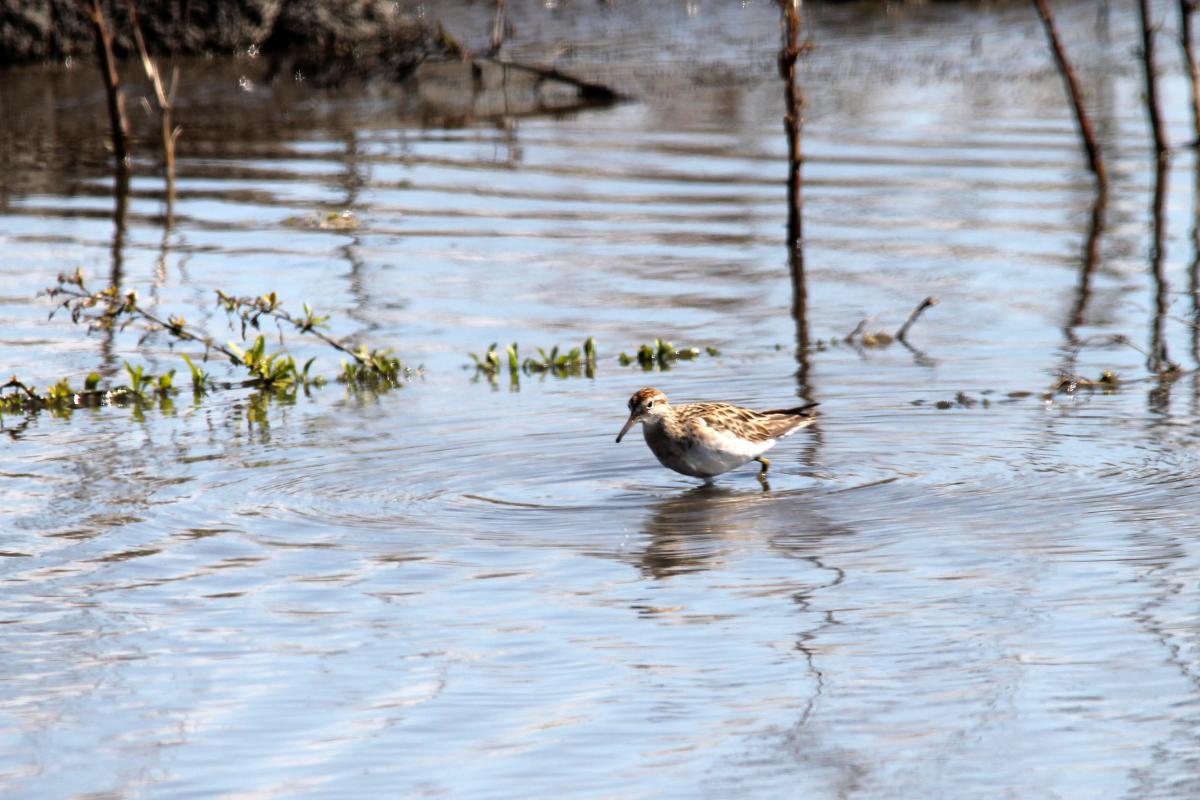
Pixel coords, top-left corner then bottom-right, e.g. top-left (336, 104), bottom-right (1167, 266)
top-left (757, 401), bottom-right (818, 438)
top-left (760, 401), bottom-right (819, 417)
top-left (682, 403), bottom-right (812, 444)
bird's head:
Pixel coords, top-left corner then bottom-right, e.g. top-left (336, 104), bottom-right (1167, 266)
top-left (615, 387), bottom-right (669, 443)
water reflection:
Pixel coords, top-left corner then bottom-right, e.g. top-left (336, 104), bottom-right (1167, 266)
top-left (1191, 152), bottom-right (1200, 367)
top-left (100, 165), bottom-right (129, 375)
top-left (1063, 189), bottom-right (1106, 339)
top-left (1147, 155), bottom-right (1173, 376)
top-left (635, 485), bottom-right (764, 578)
top-left (633, 484), bottom-right (843, 580)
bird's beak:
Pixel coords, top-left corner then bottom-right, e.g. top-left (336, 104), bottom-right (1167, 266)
top-left (615, 412), bottom-right (640, 443)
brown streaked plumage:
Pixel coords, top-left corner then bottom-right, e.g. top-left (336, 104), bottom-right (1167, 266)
top-left (615, 387), bottom-right (817, 483)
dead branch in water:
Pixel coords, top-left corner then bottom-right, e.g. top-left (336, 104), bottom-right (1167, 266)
top-left (1138, 0), bottom-right (1170, 158)
top-left (1136, 0), bottom-right (1174, 373)
top-left (777, 0), bottom-right (806, 251)
top-left (896, 297), bottom-right (939, 343)
top-left (776, 0), bottom-right (812, 396)
top-left (1181, 0), bottom-right (1200, 147)
top-left (474, 58), bottom-right (622, 103)
top-left (842, 297), bottom-right (938, 350)
top-left (126, 0), bottom-right (181, 209)
top-left (1031, 0), bottom-right (1108, 192)
top-left (489, 0), bottom-right (510, 57)
top-left (87, 0), bottom-right (129, 170)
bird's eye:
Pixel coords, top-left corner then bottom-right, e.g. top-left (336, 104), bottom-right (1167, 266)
top-left (645, 400), bottom-right (654, 408)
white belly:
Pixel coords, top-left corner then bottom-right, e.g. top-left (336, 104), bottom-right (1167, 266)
top-left (683, 437), bottom-right (774, 477)
top-left (644, 424), bottom-right (776, 479)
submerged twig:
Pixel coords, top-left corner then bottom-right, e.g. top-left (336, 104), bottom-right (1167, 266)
top-left (843, 297), bottom-right (938, 349)
top-left (845, 318), bottom-right (868, 343)
top-left (476, 58), bottom-right (622, 103)
top-left (1053, 334), bottom-right (1136, 394)
top-left (896, 297), bottom-right (938, 342)
top-left (1, 378), bottom-right (40, 401)
top-left (1032, 0), bottom-right (1109, 192)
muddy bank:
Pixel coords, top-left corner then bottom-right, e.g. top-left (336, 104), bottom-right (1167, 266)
top-left (1, 0), bottom-right (441, 83)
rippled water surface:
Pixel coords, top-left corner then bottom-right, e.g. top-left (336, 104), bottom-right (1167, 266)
top-left (3, 1), bottom-right (1200, 797)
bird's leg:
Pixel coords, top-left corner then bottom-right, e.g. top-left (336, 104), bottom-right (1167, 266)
top-left (755, 457), bottom-right (771, 489)
top-left (754, 456), bottom-right (770, 478)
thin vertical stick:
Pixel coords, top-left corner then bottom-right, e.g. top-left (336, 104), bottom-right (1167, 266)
top-left (1139, 0), bottom-right (1172, 374)
top-left (1064, 192), bottom-right (1107, 339)
top-left (777, 0), bottom-right (812, 398)
top-left (1181, 0), bottom-right (1200, 146)
top-left (89, 0), bottom-right (131, 368)
top-left (1139, 0), bottom-right (1170, 158)
top-left (1189, 156), bottom-right (1200, 364)
top-left (778, 0), bottom-right (805, 251)
top-left (1148, 157), bottom-right (1174, 373)
top-left (101, 165), bottom-right (131, 373)
top-left (126, 0), bottom-right (180, 209)
top-left (1031, 0), bottom-right (1108, 192)
top-left (1183, 2), bottom-right (1200, 364)
top-left (489, 0), bottom-right (509, 56)
top-left (88, 0), bottom-right (129, 169)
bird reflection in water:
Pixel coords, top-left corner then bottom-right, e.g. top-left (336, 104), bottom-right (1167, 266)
top-left (633, 484), bottom-right (839, 580)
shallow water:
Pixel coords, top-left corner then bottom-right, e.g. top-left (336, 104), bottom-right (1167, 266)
top-left (3, 0), bottom-right (1200, 797)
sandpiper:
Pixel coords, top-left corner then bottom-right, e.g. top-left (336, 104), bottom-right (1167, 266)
top-left (615, 387), bottom-right (817, 484)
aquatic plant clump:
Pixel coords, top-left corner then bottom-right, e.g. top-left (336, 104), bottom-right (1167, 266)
top-left (618, 339), bottom-right (707, 370)
top-left (468, 336), bottom-right (724, 385)
top-left (2, 270), bottom-right (415, 425)
top-left (469, 338), bottom-right (599, 384)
